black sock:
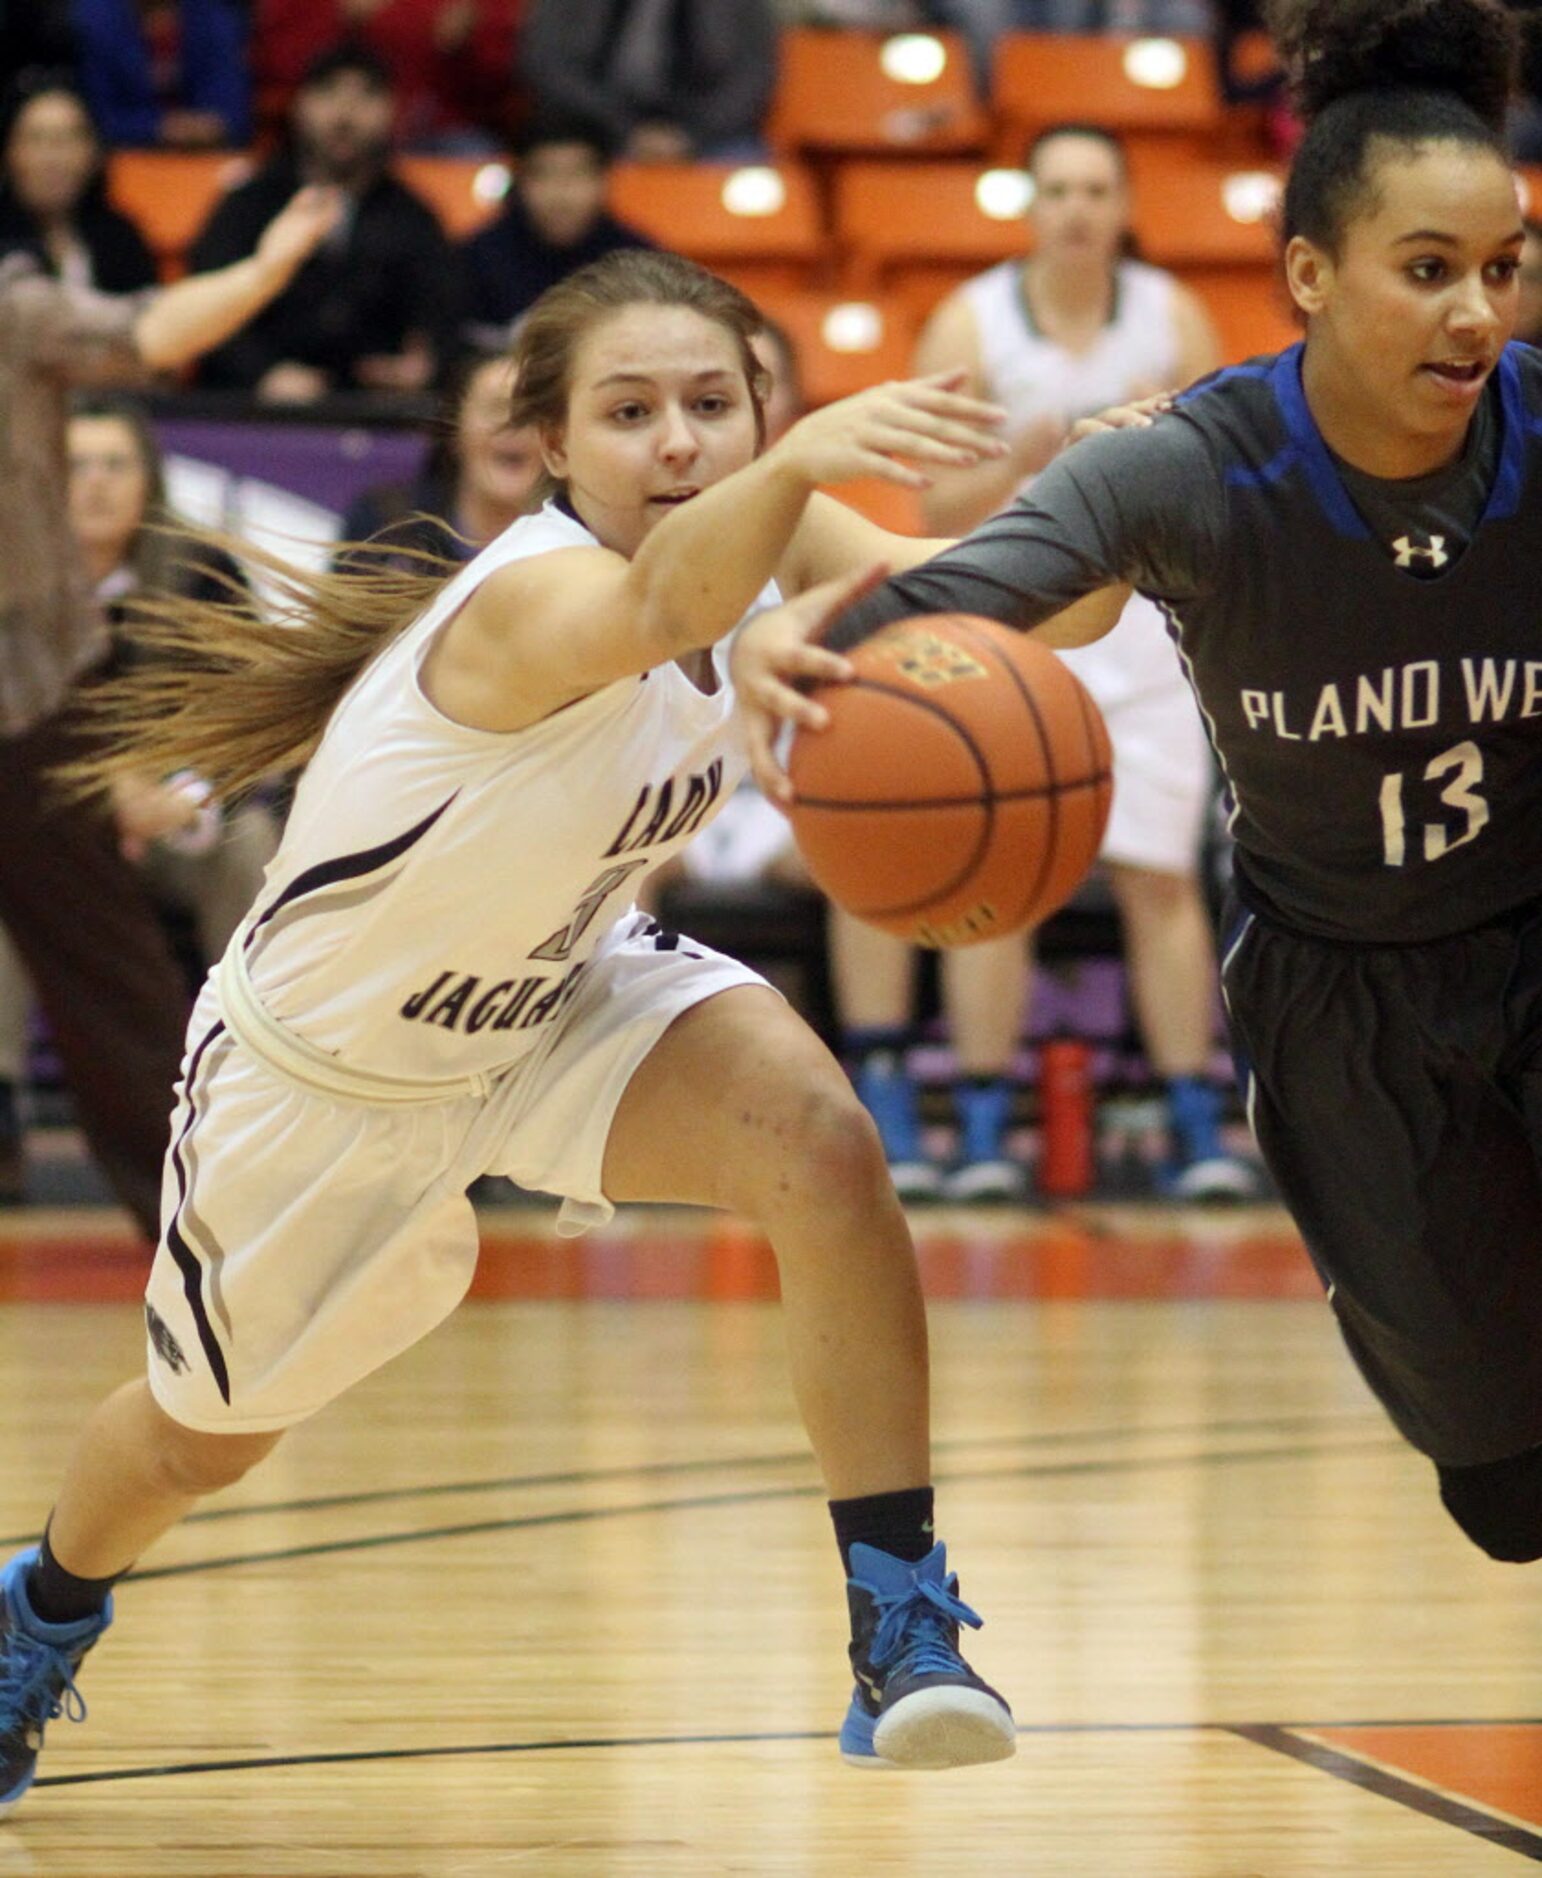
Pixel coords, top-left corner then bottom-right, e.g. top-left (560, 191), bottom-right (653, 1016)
top-left (829, 1486), bottom-right (936, 1575)
top-left (845, 1026), bottom-right (912, 1075)
top-left (25, 1523), bottom-right (123, 1627)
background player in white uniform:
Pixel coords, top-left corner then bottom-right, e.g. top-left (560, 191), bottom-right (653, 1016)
top-left (833, 125), bottom-right (1254, 1202)
top-left (0, 252), bottom-right (1129, 1801)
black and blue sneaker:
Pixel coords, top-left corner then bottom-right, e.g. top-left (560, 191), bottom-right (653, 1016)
top-left (1158, 1077), bottom-right (1262, 1203)
top-left (853, 1060), bottom-right (941, 1203)
top-left (0, 1547), bottom-right (111, 1814)
top-left (942, 1078), bottom-right (1026, 1203)
top-left (840, 1542), bottom-right (1015, 1769)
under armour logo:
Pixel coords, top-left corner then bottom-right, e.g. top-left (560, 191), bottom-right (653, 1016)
top-left (1391, 534), bottom-right (1449, 569)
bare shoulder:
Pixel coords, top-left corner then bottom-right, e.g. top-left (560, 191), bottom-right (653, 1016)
top-left (460, 542), bottom-right (629, 635)
top-left (912, 289), bottom-right (984, 379)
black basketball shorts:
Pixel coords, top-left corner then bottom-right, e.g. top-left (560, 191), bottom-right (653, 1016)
top-left (1220, 896), bottom-right (1542, 1466)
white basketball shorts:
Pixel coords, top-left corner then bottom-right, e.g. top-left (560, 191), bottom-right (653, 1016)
top-left (1055, 593), bottom-right (1212, 878)
top-left (144, 918), bottom-right (765, 1433)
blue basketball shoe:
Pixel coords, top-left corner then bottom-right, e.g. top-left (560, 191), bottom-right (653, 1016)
top-left (840, 1542), bottom-right (1015, 1769)
top-left (942, 1078), bottom-right (1026, 1203)
top-left (1159, 1077), bottom-right (1262, 1202)
top-left (853, 1060), bottom-right (941, 1202)
top-left (0, 1548), bottom-right (111, 1814)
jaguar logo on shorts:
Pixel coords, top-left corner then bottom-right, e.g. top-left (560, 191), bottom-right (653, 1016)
top-left (145, 1302), bottom-right (190, 1375)
top-left (881, 630), bottom-right (988, 690)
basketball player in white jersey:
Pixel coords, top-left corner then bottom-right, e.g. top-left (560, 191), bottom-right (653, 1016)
top-left (0, 251), bottom-right (1137, 1804)
top-left (833, 124), bottom-right (1258, 1202)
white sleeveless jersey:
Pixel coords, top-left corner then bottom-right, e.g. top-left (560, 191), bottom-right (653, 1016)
top-left (962, 257), bottom-right (1189, 706)
top-left (961, 256), bottom-right (1182, 432)
top-left (236, 500), bottom-right (773, 1082)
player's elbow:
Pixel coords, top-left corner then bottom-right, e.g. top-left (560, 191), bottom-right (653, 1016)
top-left (1035, 584), bottom-right (1129, 649)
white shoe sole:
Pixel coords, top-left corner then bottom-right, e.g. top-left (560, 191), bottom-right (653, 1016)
top-left (941, 1161), bottom-right (1027, 1204)
top-left (848, 1688), bottom-right (1017, 1770)
top-left (1167, 1157), bottom-right (1261, 1202)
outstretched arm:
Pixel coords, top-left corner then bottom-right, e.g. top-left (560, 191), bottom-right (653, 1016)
top-left (424, 374), bottom-right (1010, 733)
top-left (133, 187), bottom-right (341, 370)
top-left (824, 414), bottom-right (1221, 652)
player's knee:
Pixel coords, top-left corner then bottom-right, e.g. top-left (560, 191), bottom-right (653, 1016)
top-left (732, 1077), bottom-right (887, 1219)
top-left (1437, 1448), bottom-right (1542, 1562)
top-left (150, 1417), bottom-right (282, 1500)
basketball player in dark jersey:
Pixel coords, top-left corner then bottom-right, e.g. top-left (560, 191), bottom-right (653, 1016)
top-left (739, 0), bottom-right (1542, 1566)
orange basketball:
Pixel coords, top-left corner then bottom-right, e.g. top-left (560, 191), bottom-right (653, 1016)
top-left (786, 614), bottom-right (1113, 946)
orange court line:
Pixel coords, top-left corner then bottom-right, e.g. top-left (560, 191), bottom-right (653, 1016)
top-left (1309, 1724), bottom-right (1542, 1833)
top-left (0, 1208), bottom-right (1318, 1304)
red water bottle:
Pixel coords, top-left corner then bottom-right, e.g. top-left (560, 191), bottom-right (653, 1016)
top-left (1037, 1037), bottom-right (1094, 1197)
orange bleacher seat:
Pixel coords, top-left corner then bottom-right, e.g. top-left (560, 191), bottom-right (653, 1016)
top-left (606, 161), bottom-right (829, 298)
top-left (1183, 264), bottom-right (1296, 365)
top-left (992, 33), bottom-right (1222, 156)
top-left (834, 160), bottom-right (1033, 319)
top-left (106, 150), bottom-right (253, 278)
top-left (769, 28), bottom-right (990, 159)
top-left (833, 162), bottom-right (1031, 281)
top-left (752, 287), bottom-right (917, 408)
top-left (393, 155), bottom-right (511, 240)
top-left (1126, 145), bottom-right (1282, 269)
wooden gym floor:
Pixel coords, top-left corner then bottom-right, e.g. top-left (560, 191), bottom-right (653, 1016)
top-left (0, 1197), bottom-right (1538, 1876)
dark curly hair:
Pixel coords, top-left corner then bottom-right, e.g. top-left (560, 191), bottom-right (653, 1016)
top-left (1267, 0), bottom-right (1520, 250)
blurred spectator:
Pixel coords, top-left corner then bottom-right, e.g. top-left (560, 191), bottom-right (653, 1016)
top-left (337, 352), bottom-right (541, 562)
top-left (70, 0), bottom-right (252, 149)
top-left (832, 123), bottom-right (1250, 1204)
top-left (0, 183), bottom-right (337, 1234)
top-left (252, 0), bottom-right (522, 151)
top-left (68, 397), bottom-right (282, 960)
top-left (460, 113), bottom-right (650, 349)
top-left (0, 394), bottom-right (289, 1193)
top-left (520, 0), bottom-right (778, 163)
top-left (0, 72), bottom-right (158, 291)
top-left (188, 43), bottom-right (460, 403)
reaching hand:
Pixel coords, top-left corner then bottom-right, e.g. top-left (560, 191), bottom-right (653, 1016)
top-left (766, 371), bottom-right (1008, 492)
top-left (254, 186), bottom-right (344, 285)
top-left (730, 564), bottom-right (887, 806)
top-left (1068, 391), bottom-right (1174, 445)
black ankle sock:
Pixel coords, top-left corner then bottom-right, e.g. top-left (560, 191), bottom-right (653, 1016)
top-left (829, 1486), bottom-right (936, 1575)
top-left (25, 1525), bottom-right (123, 1627)
top-left (845, 1026), bottom-right (912, 1075)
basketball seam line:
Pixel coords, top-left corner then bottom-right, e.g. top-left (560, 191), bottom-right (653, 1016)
top-left (945, 616), bottom-right (1061, 930)
top-left (794, 775), bottom-right (1110, 811)
top-left (822, 669), bottom-right (999, 914)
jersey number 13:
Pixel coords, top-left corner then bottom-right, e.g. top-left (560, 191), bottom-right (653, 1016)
top-left (1377, 739), bottom-right (1489, 867)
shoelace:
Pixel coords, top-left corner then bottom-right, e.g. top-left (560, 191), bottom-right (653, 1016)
top-left (867, 1574), bottom-right (983, 1679)
top-left (0, 1631), bottom-right (89, 1732)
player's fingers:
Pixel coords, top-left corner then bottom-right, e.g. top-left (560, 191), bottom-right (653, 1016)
top-left (760, 677), bottom-right (830, 730)
top-left (860, 452), bottom-right (932, 489)
top-left (780, 644), bottom-right (854, 687)
top-left (866, 409), bottom-right (1007, 453)
top-left (744, 713), bottom-right (793, 805)
top-left (892, 379), bottom-right (1006, 421)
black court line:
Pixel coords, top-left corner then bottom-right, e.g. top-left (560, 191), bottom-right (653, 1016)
top-left (1231, 1723), bottom-right (1542, 1863)
top-left (38, 1717), bottom-right (1542, 1807)
top-left (0, 1411), bottom-right (1385, 1550)
top-left (125, 1436), bottom-right (1399, 1582)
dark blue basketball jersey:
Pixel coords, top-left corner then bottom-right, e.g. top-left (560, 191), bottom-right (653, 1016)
top-left (832, 341), bottom-right (1542, 943)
